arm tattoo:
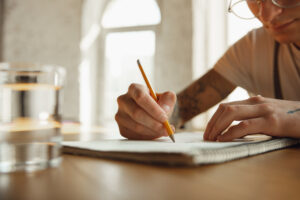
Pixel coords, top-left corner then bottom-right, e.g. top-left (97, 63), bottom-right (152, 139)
top-left (169, 100), bottom-right (183, 129)
top-left (287, 108), bottom-right (300, 114)
top-left (175, 69), bottom-right (236, 125)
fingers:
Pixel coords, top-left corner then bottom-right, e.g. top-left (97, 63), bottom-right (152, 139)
top-left (118, 125), bottom-right (165, 140)
top-left (204, 96), bottom-right (266, 140)
top-left (118, 95), bottom-right (165, 130)
top-left (204, 103), bottom-right (226, 140)
top-left (157, 91), bottom-right (177, 117)
top-left (116, 83), bottom-right (176, 140)
top-left (204, 96), bottom-right (270, 141)
top-left (115, 111), bottom-right (168, 140)
top-left (217, 118), bottom-right (266, 142)
top-left (128, 84), bottom-right (168, 122)
top-left (208, 104), bottom-right (270, 141)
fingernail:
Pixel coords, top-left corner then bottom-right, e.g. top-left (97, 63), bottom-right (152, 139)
top-left (171, 125), bottom-right (175, 133)
top-left (162, 104), bottom-right (170, 113)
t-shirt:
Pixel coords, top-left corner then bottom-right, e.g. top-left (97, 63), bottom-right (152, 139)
top-left (214, 27), bottom-right (300, 101)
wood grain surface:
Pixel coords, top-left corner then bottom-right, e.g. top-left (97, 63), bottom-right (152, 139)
top-left (1, 130), bottom-right (300, 200)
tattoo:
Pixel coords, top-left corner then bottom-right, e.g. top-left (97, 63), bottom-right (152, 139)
top-left (287, 108), bottom-right (300, 114)
top-left (169, 101), bottom-right (182, 129)
top-left (176, 69), bottom-right (236, 124)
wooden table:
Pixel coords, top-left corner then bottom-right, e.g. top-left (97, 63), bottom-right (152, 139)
top-left (1, 125), bottom-right (300, 200)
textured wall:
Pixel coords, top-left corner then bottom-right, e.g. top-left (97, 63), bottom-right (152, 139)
top-left (0, 0), bottom-right (3, 60)
top-left (2, 0), bottom-right (82, 120)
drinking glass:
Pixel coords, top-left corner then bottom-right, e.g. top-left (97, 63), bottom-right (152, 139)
top-left (0, 63), bottom-right (65, 173)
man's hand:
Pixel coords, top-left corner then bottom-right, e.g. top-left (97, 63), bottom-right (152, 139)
top-left (204, 96), bottom-right (300, 142)
top-left (115, 83), bottom-right (176, 140)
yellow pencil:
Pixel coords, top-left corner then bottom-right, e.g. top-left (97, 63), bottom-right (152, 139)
top-left (137, 59), bottom-right (175, 143)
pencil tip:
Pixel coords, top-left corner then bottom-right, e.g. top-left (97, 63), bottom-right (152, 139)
top-left (170, 134), bottom-right (175, 143)
top-left (137, 59), bottom-right (140, 64)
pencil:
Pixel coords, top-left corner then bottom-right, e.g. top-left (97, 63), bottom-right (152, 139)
top-left (137, 59), bottom-right (175, 143)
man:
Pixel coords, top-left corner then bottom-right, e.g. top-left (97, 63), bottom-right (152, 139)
top-left (115, 0), bottom-right (300, 141)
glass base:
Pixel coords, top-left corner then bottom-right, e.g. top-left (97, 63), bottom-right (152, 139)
top-left (0, 142), bottom-right (62, 173)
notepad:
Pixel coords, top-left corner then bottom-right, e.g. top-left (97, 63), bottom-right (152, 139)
top-left (62, 132), bottom-right (299, 166)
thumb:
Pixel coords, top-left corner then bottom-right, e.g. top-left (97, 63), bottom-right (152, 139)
top-left (157, 91), bottom-right (177, 117)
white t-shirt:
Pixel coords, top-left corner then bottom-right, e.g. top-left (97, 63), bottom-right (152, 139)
top-left (214, 27), bottom-right (300, 101)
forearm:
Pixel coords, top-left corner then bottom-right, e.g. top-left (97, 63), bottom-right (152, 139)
top-left (170, 69), bottom-right (236, 128)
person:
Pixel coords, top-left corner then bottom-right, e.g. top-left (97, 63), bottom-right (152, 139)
top-left (115, 0), bottom-right (300, 142)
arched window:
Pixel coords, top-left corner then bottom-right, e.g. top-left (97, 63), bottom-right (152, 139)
top-left (100, 0), bottom-right (161, 126)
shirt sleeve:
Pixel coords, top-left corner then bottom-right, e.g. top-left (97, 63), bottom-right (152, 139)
top-left (213, 30), bottom-right (256, 93)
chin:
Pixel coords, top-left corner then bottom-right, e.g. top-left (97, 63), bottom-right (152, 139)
top-left (273, 36), bottom-right (294, 44)
top-left (264, 23), bottom-right (300, 45)
top-left (267, 31), bottom-right (299, 44)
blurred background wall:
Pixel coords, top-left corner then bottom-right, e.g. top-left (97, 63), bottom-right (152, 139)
top-left (0, 0), bottom-right (82, 120)
top-left (0, 0), bottom-right (4, 60)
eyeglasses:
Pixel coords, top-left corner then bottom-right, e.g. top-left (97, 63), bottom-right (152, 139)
top-left (228, 0), bottom-right (300, 20)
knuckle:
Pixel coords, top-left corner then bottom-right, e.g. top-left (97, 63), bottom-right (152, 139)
top-left (133, 89), bottom-right (147, 103)
top-left (260, 103), bottom-right (274, 113)
top-left (114, 112), bottom-right (120, 122)
top-left (128, 83), bottom-right (138, 92)
top-left (117, 95), bottom-right (125, 105)
top-left (129, 83), bottom-right (147, 102)
top-left (218, 103), bottom-right (226, 111)
top-left (164, 91), bottom-right (177, 101)
top-left (240, 120), bottom-right (251, 129)
top-left (250, 95), bottom-right (265, 103)
top-left (224, 105), bottom-right (235, 114)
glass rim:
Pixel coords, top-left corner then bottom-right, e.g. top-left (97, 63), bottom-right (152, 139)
top-left (0, 62), bottom-right (66, 75)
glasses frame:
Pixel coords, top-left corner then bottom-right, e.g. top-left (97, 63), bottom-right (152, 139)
top-left (228, 0), bottom-right (300, 20)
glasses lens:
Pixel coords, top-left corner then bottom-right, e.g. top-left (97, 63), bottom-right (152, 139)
top-left (230, 0), bottom-right (255, 19)
top-left (273, 0), bottom-right (300, 8)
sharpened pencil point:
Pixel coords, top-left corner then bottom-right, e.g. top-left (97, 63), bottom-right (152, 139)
top-left (170, 134), bottom-right (175, 143)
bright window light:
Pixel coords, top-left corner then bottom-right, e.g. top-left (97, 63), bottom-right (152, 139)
top-left (102, 0), bottom-right (161, 28)
top-left (103, 31), bottom-right (156, 123)
top-left (227, 9), bottom-right (262, 45)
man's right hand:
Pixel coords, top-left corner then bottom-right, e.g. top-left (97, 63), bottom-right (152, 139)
top-left (115, 83), bottom-right (176, 140)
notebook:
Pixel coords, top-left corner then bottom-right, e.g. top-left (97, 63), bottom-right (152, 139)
top-left (62, 132), bottom-right (299, 166)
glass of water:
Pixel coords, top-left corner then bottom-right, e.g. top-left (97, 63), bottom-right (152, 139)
top-left (0, 63), bottom-right (65, 173)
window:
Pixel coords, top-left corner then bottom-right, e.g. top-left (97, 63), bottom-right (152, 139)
top-left (102, 0), bottom-right (161, 28)
top-left (100, 0), bottom-right (161, 128)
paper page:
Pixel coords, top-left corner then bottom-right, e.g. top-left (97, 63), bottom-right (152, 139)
top-left (63, 132), bottom-right (271, 154)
